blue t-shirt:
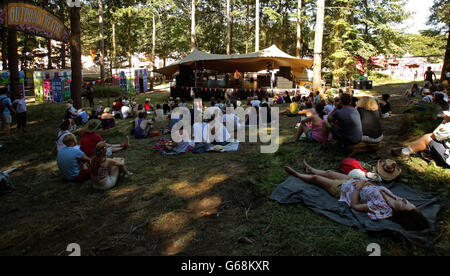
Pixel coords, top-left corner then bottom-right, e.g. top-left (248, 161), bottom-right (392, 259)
top-left (331, 106), bottom-right (363, 144)
top-left (57, 146), bottom-right (84, 180)
top-left (1, 96), bottom-right (12, 115)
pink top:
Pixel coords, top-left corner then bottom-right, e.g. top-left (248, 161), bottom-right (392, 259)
top-left (311, 119), bottom-right (332, 142)
top-left (339, 179), bottom-right (395, 220)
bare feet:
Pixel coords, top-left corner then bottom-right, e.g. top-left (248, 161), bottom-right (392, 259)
top-left (303, 159), bottom-right (313, 174)
top-left (284, 166), bottom-right (298, 176)
top-left (124, 171), bottom-right (134, 178)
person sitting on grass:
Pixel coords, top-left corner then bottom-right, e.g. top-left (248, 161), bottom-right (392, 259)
top-left (100, 107), bottom-right (116, 129)
top-left (57, 134), bottom-right (91, 183)
top-left (391, 111), bottom-right (450, 168)
top-left (144, 98), bottom-right (154, 113)
top-left (433, 93), bottom-right (449, 111)
top-left (281, 99), bottom-right (299, 117)
top-left (357, 96), bottom-right (383, 143)
top-left (154, 104), bottom-right (166, 122)
top-left (90, 141), bottom-right (133, 191)
top-left (295, 102), bottom-right (332, 143)
top-left (283, 92), bottom-right (292, 104)
top-left (379, 94), bottom-right (392, 118)
top-left (96, 101), bottom-right (104, 115)
top-left (284, 160), bottom-right (429, 231)
top-left (404, 83), bottom-right (419, 98)
top-left (134, 112), bottom-right (153, 139)
top-left (121, 102), bottom-right (131, 119)
top-left (89, 110), bottom-right (99, 121)
top-left (55, 119), bottom-right (74, 153)
top-left (321, 93), bottom-right (363, 149)
top-left (80, 119), bottom-right (128, 158)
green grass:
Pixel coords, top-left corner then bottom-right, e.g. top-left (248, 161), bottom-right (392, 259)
top-left (0, 82), bottom-right (448, 256)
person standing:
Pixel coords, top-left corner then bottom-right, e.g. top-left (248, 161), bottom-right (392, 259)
top-left (13, 91), bottom-right (27, 133)
top-left (0, 87), bottom-right (16, 136)
top-left (86, 84), bottom-right (95, 108)
top-left (424, 67), bottom-right (436, 85)
top-left (234, 69), bottom-right (241, 86)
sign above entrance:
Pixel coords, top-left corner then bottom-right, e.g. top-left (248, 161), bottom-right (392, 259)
top-left (1, 3), bottom-right (69, 42)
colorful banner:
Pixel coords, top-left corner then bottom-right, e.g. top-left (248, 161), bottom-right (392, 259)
top-left (1, 3), bottom-right (69, 42)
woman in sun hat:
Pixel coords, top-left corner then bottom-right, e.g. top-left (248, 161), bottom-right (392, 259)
top-left (90, 141), bottom-right (133, 191)
top-left (80, 119), bottom-right (129, 158)
top-left (284, 160), bottom-right (429, 231)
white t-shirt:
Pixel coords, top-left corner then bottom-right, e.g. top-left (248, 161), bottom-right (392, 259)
top-left (251, 100), bottom-right (261, 107)
top-left (193, 122), bottom-right (210, 143)
top-left (121, 105), bottom-right (130, 119)
top-left (13, 98), bottom-right (27, 113)
top-left (324, 104), bottom-right (335, 115)
top-left (223, 113), bottom-right (241, 130)
top-left (56, 130), bottom-right (71, 152)
top-left (422, 95), bottom-right (433, 103)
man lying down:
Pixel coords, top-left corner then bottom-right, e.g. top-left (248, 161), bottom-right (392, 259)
top-left (284, 160), bottom-right (430, 231)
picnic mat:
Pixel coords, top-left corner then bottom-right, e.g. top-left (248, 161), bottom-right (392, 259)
top-left (269, 174), bottom-right (447, 248)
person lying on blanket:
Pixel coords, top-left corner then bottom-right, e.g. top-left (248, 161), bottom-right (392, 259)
top-left (284, 160), bottom-right (429, 231)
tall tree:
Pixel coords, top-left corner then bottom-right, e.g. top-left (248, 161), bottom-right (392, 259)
top-left (7, 29), bottom-right (19, 101)
top-left (246, 0), bottom-right (250, 53)
top-left (70, 6), bottom-right (82, 109)
top-left (312, 0), bottom-right (325, 91)
top-left (255, 0), bottom-right (260, 52)
top-left (226, 0), bottom-right (232, 54)
top-left (427, 0), bottom-right (450, 81)
top-left (191, 0), bottom-right (197, 51)
top-left (1, 28), bottom-right (7, 69)
top-left (296, 0), bottom-right (302, 57)
top-left (98, 0), bottom-right (105, 82)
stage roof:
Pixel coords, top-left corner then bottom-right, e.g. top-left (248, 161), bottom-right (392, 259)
top-left (155, 45), bottom-right (313, 76)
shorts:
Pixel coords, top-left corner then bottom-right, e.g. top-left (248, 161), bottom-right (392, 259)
top-left (92, 175), bottom-right (117, 191)
top-left (329, 177), bottom-right (352, 198)
top-left (427, 140), bottom-right (450, 168)
top-left (2, 114), bottom-right (12, 125)
top-left (329, 125), bottom-right (359, 145)
top-left (306, 130), bottom-right (315, 142)
top-left (69, 163), bottom-right (91, 183)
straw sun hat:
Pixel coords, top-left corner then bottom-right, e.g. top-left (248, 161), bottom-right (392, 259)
top-left (84, 119), bottom-right (101, 133)
top-left (377, 159), bottom-right (402, 181)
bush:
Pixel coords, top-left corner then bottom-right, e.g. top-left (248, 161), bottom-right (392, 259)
top-left (92, 85), bottom-right (122, 98)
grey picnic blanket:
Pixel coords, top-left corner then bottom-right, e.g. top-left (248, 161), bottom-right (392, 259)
top-left (269, 175), bottom-right (447, 248)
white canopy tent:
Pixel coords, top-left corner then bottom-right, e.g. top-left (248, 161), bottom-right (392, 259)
top-left (155, 45), bottom-right (313, 78)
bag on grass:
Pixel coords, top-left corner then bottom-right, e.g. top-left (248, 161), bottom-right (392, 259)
top-left (153, 137), bottom-right (168, 155)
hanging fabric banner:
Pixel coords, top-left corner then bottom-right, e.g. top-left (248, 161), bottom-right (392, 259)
top-left (1, 3), bottom-right (69, 42)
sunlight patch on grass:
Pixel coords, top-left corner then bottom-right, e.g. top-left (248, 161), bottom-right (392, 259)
top-left (169, 174), bottom-right (228, 198)
top-left (150, 211), bottom-right (191, 233)
top-left (161, 230), bottom-right (196, 256)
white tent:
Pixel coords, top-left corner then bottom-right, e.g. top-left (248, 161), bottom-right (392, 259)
top-left (155, 45), bottom-right (313, 77)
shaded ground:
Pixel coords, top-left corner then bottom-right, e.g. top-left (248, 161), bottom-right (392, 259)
top-left (0, 81), bottom-right (448, 256)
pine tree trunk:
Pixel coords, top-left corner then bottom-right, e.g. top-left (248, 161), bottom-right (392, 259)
top-left (191, 0), bottom-right (196, 52)
top-left (246, 0), bottom-right (249, 54)
top-left (127, 15), bottom-right (132, 68)
top-left (112, 13), bottom-right (117, 69)
top-left (98, 0), bottom-right (105, 82)
top-left (1, 28), bottom-right (7, 69)
top-left (47, 39), bottom-right (52, 69)
top-left (70, 6), bottom-right (82, 109)
top-left (313, 0), bottom-right (325, 92)
top-left (7, 29), bottom-right (19, 101)
top-left (227, 0), bottom-right (232, 55)
top-left (442, 29), bottom-right (450, 82)
top-left (255, 0), bottom-right (260, 52)
top-left (152, 13), bottom-right (156, 77)
top-left (296, 0), bottom-right (302, 58)
top-left (61, 7), bottom-right (66, 69)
